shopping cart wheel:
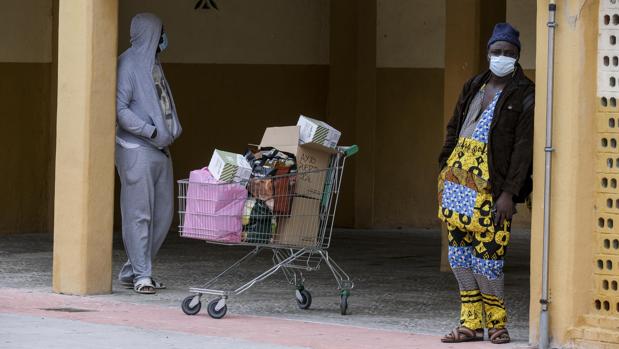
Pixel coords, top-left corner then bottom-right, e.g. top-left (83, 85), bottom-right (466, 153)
top-left (296, 289), bottom-right (312, 310)
top-left (340, 294), bottom-right (349, 315)
top-left (207, 298), bottom-right (228, 319)
top-left (181, 295), bottom-right (202, 316)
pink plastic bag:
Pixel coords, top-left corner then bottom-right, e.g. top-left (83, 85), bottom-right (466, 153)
top-left (182, 168), bottom-right (247, 243)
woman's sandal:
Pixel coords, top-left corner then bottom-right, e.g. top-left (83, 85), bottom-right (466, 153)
top-left (489, 328), bottom-right (511, 344)
top-left (133, 279), bottom-right (156, 294)
top-left (121, 278), bottom-right (166, 290)
top-left (441, 326), bottom-right (484, 343)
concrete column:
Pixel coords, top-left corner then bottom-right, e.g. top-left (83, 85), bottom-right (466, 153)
top-left (328, 0), bottom-right (357, 228)
top-left (528, 0), bottom-right (598, 347)
top-left (328, 0), bottom-right (377, 229)
top-left (440, 0), bottom-right (506, 271)
top-left (354, 0), bottom-right (377, 229)
top-left (52, 0), bottom-right (118, 295)
top-left (48, 0), bottom-right (59, 235)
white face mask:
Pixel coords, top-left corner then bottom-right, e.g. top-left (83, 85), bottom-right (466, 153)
top-left (158, 32), bottom-right (168, 52)
top-left (489, 55), bottom-right (517, 77)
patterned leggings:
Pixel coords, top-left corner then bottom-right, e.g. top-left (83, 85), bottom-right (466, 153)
top-left (447, 221), bottom-right (510, 330)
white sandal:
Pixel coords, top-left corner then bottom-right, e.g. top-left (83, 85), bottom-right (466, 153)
top-left (121, 278), bottom-right (166, 290)
top-left (133, 279), bottom-right (156, 294)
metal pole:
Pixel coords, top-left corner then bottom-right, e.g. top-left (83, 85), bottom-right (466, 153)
top-left (539, 2), bottom-right (556, 349)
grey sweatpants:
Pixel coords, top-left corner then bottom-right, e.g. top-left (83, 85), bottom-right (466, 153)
top-left (115, 145), bottom-right (174, 283)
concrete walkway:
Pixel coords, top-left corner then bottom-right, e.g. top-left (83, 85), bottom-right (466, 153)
top-left (0, 229), bottom-right (532, 348)
top-left (0, 288), bottom-right (524, 349)
top-left (1, 313), bottom-right (302, 349)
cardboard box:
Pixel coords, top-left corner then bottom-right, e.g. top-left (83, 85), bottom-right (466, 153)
top-left (297, 115), bottom-right (341, 149)
top-left (208, 149), bottom-right (252, 183)
top-left (274, 197), bottom-right (321, 247)
top-left (260, 126), bottom-right (336, 199)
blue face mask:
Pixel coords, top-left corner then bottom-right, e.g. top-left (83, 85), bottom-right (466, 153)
top-left (158, 32), bottom-right (168, 52)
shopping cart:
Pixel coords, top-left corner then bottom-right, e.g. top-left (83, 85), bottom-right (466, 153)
top-left (176, 145), bottom-right (358, 319)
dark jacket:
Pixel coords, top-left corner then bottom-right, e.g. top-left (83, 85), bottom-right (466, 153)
top-left (438, 65), bottom-right (535, 203)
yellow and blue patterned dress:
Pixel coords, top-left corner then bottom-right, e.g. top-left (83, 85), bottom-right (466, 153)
top-left (438, 88), bottom-right (510, 330)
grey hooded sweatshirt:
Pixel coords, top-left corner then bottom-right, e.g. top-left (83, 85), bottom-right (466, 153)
top-left (116, 13), bottom-right (182, 149)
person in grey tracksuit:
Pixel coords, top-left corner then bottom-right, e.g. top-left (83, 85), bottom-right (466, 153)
top-left (115, 13), bottom-right (182, 294)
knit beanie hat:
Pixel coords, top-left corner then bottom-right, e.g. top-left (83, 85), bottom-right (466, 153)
top-left (488, 23), bottom-right (521, 51)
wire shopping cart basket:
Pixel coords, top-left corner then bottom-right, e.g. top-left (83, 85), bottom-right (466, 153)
top-left (176, 145), bottom-right (358, 319)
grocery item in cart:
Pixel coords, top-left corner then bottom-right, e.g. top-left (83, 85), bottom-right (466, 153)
top-left (297, 115), bottom-right (341, 149)
top-left (269, 168), bottom-right (295, 215)
top-left (208, 149), bottom-right (252, 183)
top-left (244, 147), bottom-right (296, 176)
top-left (241, 198), bottom-right (276, 244)
top-left (177, 145), bottom-right (358, 319)
top-left (274, 196), bottom-right (321, 247)
top-left (260, 126), bottom-right (337, 247)
top-left (260, 126), bottom-right (336, 200)
top-left (245, 147), bottom-right (297, 215)
top-left (182, 167), bottom-right (247, 243)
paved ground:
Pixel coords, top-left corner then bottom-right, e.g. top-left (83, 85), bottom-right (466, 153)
top-left (0, 229), bottom-right (532, 348)
top-left (0, 313), bottom-right (304, 349)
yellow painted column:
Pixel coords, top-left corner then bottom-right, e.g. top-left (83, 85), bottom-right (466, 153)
top-left (441, 0), bottom-right (506, 271)
top-left (528, 0), bottom-right (598, 347)
top-left (52, 0), bottom-right (118, 295)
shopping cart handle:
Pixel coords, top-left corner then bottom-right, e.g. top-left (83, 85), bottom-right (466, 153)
top-left (340, 145), bottom-right (359, 157)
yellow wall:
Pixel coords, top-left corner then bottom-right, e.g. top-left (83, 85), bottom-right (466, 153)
top-left (373, 1), bottom-right (445, 228)
top-left (0, 64), bottom-right (53, 234)
top-left (0, 0), bottom-right (55, 234)
top-left (113, 63), bottom-right (330, 228)
top-left (374, 68), bottom-right (445, 227)
top-left (119, 0), bottom-right (329, 65)
top-left (507, 0), bottom-right (536, 70)
top-left (1, 0), bottom-right (538, 234)
top-left (115, 0), bottom-right (453, 229)
top-left (565, 0), bottom-right (619, 347)
top-left (113, 0), bottom-right (332, 228)
top-left (377, 0), bottom-right (445, 68)
top-left (529, 0), bottom-right (599, 347)
top-left (374, 0), bottom-right (535, 228)
top-left (0, 0), bottom-right (52, 63)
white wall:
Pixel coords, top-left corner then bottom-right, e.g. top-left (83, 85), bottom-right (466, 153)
top-left (119, 0), bottom-right (330, 65)
top-left (0, 0), bottom-right (52, 63)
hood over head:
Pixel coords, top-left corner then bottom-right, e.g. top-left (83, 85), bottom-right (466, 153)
top-left (129, 13), bottom-right (163, 61)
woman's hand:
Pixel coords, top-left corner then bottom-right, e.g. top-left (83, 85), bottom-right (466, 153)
top-left (494, 192), bottom-right (515, 225)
